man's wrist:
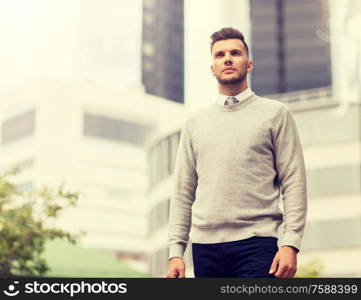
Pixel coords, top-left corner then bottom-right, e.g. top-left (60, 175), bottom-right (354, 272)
top-left (169, 256), bottom-right (183, 261)
top-left (281, 245), bottom-right (299, 253)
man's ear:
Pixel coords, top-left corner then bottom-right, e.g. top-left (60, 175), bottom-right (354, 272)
top-left (247, 60), bottom-right (253, 73)
top-left (211, 65), bottom-right (215, 76)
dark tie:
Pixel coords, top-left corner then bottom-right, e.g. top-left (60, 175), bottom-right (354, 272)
top-left (224, 96), bottom-right (240, 106)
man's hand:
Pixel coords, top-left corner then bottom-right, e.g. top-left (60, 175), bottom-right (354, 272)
top-left (166, 257), bottom-right (186, 278)
top-left (269, 246), bottom-right (298, 278)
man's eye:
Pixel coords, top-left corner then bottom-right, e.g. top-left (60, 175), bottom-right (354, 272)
top-left (216, 53), bottom-right (223, 57)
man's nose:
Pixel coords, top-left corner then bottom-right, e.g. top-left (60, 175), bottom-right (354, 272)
top-left (224, 59), bottom-right (233, 66)
top-left (224, 54), bottom-right (233, 65)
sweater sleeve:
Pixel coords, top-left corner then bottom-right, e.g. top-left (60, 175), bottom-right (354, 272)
top-left (168, 121), bottom-right (198, 260)
top-left (273, 108), bottom-right (308, 252)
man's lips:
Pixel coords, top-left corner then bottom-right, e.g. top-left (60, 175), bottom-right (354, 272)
top-left (223, 68), bottom-right (236, 73)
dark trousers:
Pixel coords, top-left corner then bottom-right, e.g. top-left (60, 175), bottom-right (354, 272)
top-left (192, 236), bottom-right (278, 278)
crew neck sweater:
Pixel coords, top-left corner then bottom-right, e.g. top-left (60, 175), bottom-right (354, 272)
top-left (168, 94), bottom-right (308, 260)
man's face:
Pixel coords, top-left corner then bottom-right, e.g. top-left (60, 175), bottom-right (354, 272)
top-left (211, 38), bottom-right (253, 85)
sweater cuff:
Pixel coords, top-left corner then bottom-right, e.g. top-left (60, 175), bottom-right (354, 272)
top-left (280, 231), bottom-right (302, 253)
top-left (168, 244), bottom-right (186, 260)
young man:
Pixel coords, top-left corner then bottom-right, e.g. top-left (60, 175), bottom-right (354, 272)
top-left (166, 27), bottom-right (307, 278)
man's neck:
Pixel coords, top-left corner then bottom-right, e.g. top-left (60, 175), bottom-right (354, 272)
top-left (218, 81), bottom-right (248, 96)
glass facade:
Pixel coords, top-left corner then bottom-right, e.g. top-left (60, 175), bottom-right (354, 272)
top-left (148, 130), bottom-right (181, 276)
top-left (150, 247), bottom-right (168, 276)
top-left (250, 0), bottom-right (331, 95)
top-left (148, 131), bottom-right (180, 186)
top-left (83, 113), bottom-right (153, 146)
top-left (1, 110), bottom-right (35, 145)
top-left (141, 0), bottom-right (184, 103)
top-left (149, 197), bottom-right (170, 233)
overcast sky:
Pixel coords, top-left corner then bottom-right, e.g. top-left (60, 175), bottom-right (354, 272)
top-left (0, 0), bottom-right (142, 92)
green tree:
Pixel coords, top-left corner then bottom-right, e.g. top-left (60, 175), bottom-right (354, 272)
top-left (0, 169), bottom-right (81, 277)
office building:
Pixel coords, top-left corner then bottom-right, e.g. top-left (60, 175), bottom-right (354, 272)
top-left (141, 0), bottom-right (184, 103)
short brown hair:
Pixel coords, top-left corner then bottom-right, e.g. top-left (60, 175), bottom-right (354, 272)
top-left (210, 27), bottom-right (249, 55)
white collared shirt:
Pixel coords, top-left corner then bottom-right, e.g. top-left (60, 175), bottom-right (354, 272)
top-left (216, 87), bottom-right (254, 107)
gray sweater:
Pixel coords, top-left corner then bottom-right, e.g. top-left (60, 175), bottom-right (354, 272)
top-left (168, 94), bottom-right (307, 260)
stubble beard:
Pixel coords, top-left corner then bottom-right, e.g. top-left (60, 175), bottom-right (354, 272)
top-left (215, 66), bottom-right (248, 85)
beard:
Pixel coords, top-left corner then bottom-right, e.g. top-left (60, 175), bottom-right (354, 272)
top-left (215, 66), bottom-right (247, 85)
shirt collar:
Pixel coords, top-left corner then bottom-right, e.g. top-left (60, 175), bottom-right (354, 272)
top-left (216, 87), bottom-right (254, 107)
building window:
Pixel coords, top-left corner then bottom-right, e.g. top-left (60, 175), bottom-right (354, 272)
top-left (144, 0), bottom-right (156, 9)
top-left (144, 60), bottom-right (154, 72)
top-left (148, 131), bottom-right (181, 187)
top-left (1, 110), bottom-right (35, 145)
top-left (250, 0), bottom-right (331, 95)
top-left (144, 12), bottom-right (155, 25)
top-left (149, 246), bottom-right (169, 276)
top-left (83, 113), bottom-right (153, 146)
top-left (143, 42), bottom-right (155, 56)
top-left (149, 197), bottom-right (170, 232)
